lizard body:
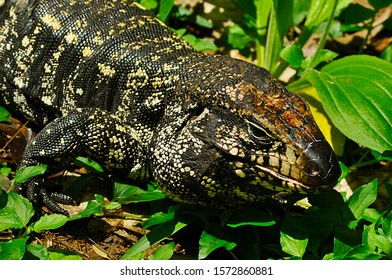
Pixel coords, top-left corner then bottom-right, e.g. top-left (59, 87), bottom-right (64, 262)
top-left (0, 0), bottom-right (341, 215)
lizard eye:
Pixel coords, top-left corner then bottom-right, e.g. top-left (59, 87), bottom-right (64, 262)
top-left (247, 122), bottom-right (273, 143)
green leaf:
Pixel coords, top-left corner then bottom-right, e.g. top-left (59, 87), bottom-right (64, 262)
top-left (198, 231), bottom-right (237, 260)
top-left (32, 214), bottom-right (68, 233)
top-left (293, 0), bottom-right (311, 25)
top-left (302, 49), bottom-right (338, 69)
top-left (121, 219), bottom-right (187, 260)
top-left (305, 0), bottom-right (353, 28)
top-left (305, 0), bottom-right (336, 27)
top-left (157, 0), bottom-right (174, 22)
top-left (381, 44), bottom-right (392, 63)
top-left (343, 245), bottom-right (382, 260)
top-left (25, 244), bottom-right (50, 260)
top-left (363, 208), bottom-right (381, 223)
top-left (227, 24), bottom-right (255, 50)
top-left (94, 194), bottom-right (105, 205)
top-left (333, 238), bottom-right (353, 258)
top-left (105, 201), bottom-right (121, 210)
top-left (0, 166), bottom-right (11, 176)
top-left (382, 211), bottom-right (392, 237)
top-left (13, 164), bottom-right (48, 184)
top-left (0, 106), bottom-right (10, 122)
top-left (181, 34), bottom-right (218, 52)
top-left (73, 156), bottom-right (104, 174)
top-left (280, 44), bottom-right (304, 68)
top-left (347, 179), bottom-right (378, 221)
top-left (69, 200), bottom-right (103, 220)
top-left (339, 4), bottom-right (375, 25)
top-left (226, 207), bottom-right (275, 228)
top-left (0, 192), bottom-right (34, 230)
top-left (138, 0), bottom-right (158, 10)
top-left (141, 208), bottom-right (175, 229)
top-left (266, 0), bottom-right (293, 71)
top-left (306, 55), bottom-right (392, 153)
top-left (280, 231), bottom-right (308, 258)
top-left (148, 242), bottom-right (175, 260)
top-left (363, 224), bottom-right (391, 255)
top-left (47, 249), bottom-right (82, 260)
top-left (112, 182), bottom-right (165, 204)
top-left (0, 237), bottom-right (28, 260)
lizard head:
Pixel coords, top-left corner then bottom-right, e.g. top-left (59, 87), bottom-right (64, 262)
top-left (152, 55), bottom-right (341, 208)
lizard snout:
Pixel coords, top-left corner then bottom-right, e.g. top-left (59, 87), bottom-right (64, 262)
top-left (302, 140), bottom-right (341, 189)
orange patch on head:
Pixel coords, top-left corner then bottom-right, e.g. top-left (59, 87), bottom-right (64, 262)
top-left (281, 111), bottom-right (303, 127)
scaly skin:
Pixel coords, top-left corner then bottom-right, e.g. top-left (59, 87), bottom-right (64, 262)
top-left (0, 0), bottom-right (341, 215)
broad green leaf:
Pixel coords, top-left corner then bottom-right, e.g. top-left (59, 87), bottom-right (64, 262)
top-left (25, 244), bottom-right (50, 260)
top-left (306, 55), bottom-right (392, 153)
top-left (280, 44), bottom-right (303, 68)
top-left (381, 45), bottom-right (392, 63)
top-left (32, 214), bottom-right (68, 233)
top-left (138, 0), bottom-right (158, 10)
top-left (121, 219), bottom-right (187, 260)
top-left (0, 212), bottom-right (23, 230)
top-left (112, 182), bottom-right (165, 204)
top-left (362, 208), bottom-right (381, 223)
top-left (265, 0), bottom-right (293, 71)
top-left (347, 179), bottom-right (378, 221)
top-left (344, 245), bottom-right (382, 260)
top-left (0, 166), bottom-right (11, 176)
top-left (0, 237), bottom-right (28, 260)
top-left (181, 34), bottom-right (218, 52)
top-left (198, 231), bottom-right (237, 260)
top-left (363, 224), bottom-right (391, 255)
top-left (94, 194), bottom-right (105, 205)
top-left (305, 0), bottom-right (336, 27)
top-left (105, 201), bottom-right (121, 210)
top-left (227, 24), bottom-right (255, 50)
top-left (0, 106), bottom-right (10, 122)
top-left (382, 212), bottom-right (392, 238)
top-left (280, 231), bottom-right (308, 258)
top-left (226, 207), bottom-right (275, 228)
top-left (69, 200), bottom-right (103, 220)
top-left (296, 86), bottom-right (345, 155)
top-left (73, 156), bottom-right (104, 174)
top-left (333, 238), bottom-right (353, 258)
top-left (0, 192), bottom-right (34, 230)
top-left (305, 0), bottom-right (354, 27)
top-left (148, 242), bottom-right (175, 260)
top-left (47, 249), bottom-right (82, 260)
top-left (301, 49), bottom-right (339, 69)
top-left (157, 0), bottom-right (174, 22)
top-left (141, 209), bottom-right (175, 229)
top-left (339, 4), bottom-right (375, 25)
top-left (12, 164), bottom-right (48, 184)
top-left (194, 15), bottom-right (213, 29)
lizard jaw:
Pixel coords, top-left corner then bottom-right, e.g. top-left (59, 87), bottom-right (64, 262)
top-left (254, 164), bottom-right (338, 194)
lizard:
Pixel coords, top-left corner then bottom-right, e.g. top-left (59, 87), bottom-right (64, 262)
top-left (0, 0), bottom-right (341, 216)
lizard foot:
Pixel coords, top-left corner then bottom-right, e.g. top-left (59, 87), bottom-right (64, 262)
top-left (15, 177), bottom-right (75, 216)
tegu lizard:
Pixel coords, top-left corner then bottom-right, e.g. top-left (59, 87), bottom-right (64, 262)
top-left (0, 0), bottom-right (341, 215)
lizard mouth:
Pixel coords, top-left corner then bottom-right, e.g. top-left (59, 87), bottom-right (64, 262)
top-left (254, 164), bottom-right (337, 194)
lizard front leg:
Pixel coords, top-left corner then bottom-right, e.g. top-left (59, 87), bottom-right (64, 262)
top-left (14, 108), bottom-right (145, 216)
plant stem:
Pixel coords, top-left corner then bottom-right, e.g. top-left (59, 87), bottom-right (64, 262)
top-left (359, 15), bottom-right (375, 54)
top-left (307, 0), bottom-right (338, 69)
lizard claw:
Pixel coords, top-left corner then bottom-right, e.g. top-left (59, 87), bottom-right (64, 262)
top-left (14, 177), bottom-right (74, 216)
